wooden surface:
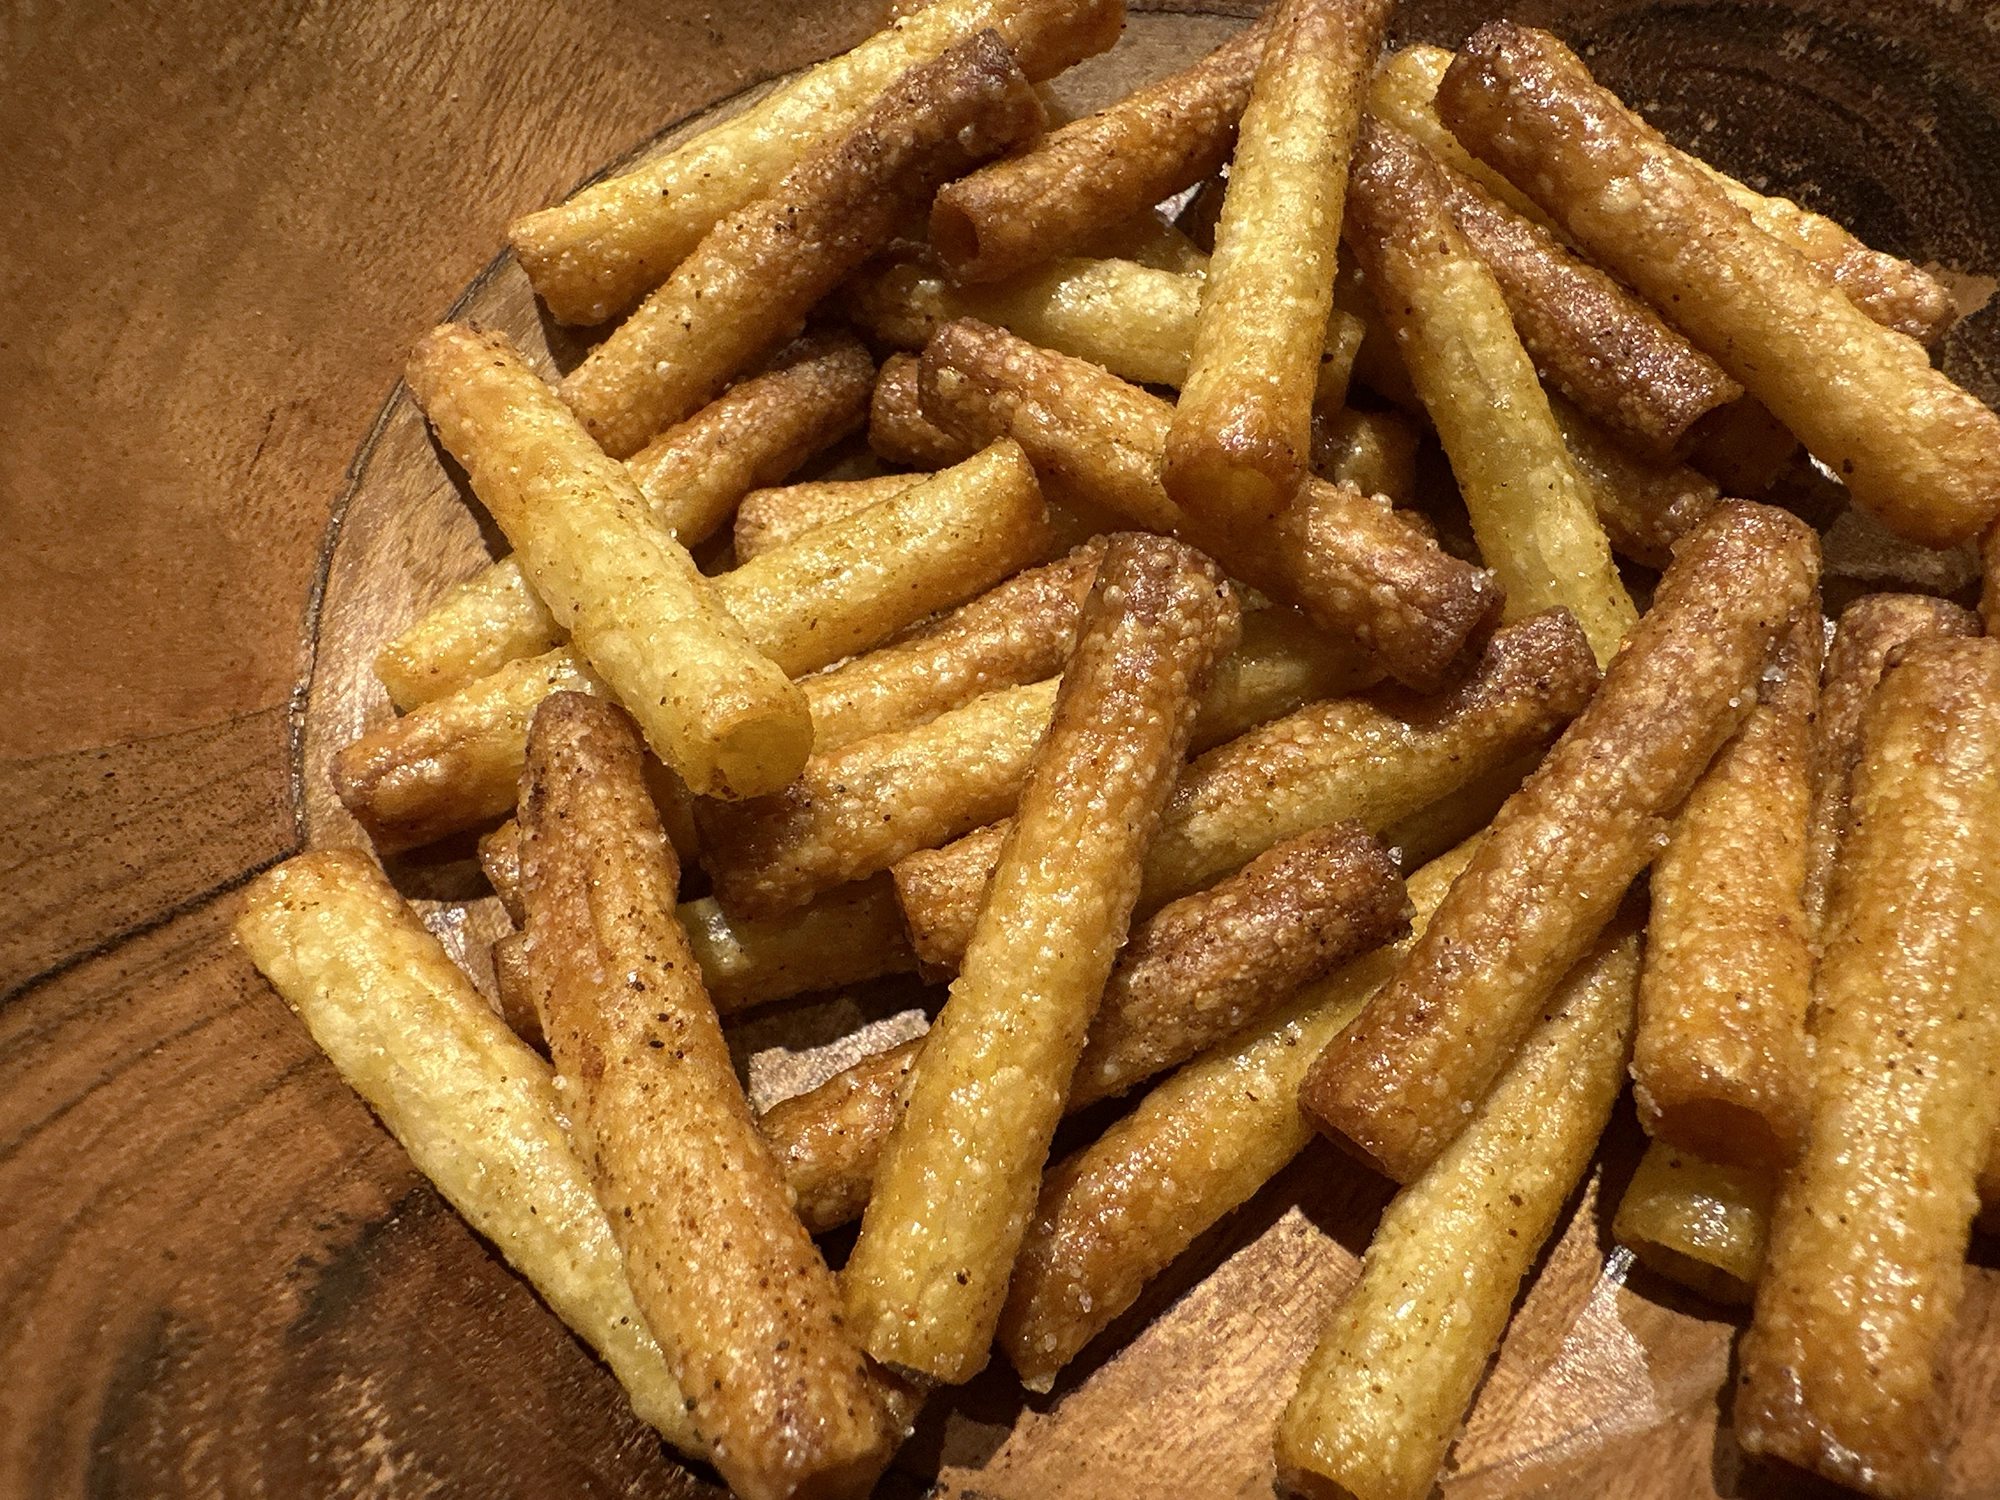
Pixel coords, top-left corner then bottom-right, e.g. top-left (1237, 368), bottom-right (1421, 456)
top-left (6, 1), bottom-right (2000, 1496)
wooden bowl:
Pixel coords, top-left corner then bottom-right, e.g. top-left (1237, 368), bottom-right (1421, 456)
top-left (7, 2), bottom-right (1999, 1496)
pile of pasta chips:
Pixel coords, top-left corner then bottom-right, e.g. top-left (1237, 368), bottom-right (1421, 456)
top-left (237, 5), bottom-right (2000, 1497)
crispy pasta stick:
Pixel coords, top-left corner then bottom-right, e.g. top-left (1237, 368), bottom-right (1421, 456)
top-left (518, 694), bottom-right (898, 1500)
top-left (1367, 43), bottom-right (1553, 228)
top-left (1068, 822), bottom-right (1406, 1108)
top-left (482, 818), bottom-right (918, 1012)
top-left (375, 558), bottom-right (564, 713)
top-left (378, 332), bottom-right (873, 708)
top-left (233, 850), bottom-right (701, 1456)
top-left (801, 543), bottom-right (1104, 752)
top-left (842, 251), bottom-right (960, 351)
top-left (345, 445), bottom-right (1045, 850)
top-left (920, 319), bottom-right (1502, 688)
top-left (711, 439), bottom-right (1052, 675)
top-left (485, 761), bottom-right (698, 906)
top-left (699, 678), bottom-right (1063, 919)
top-left (1612, 1141), bottom-right (1771, 1306)
top-left (478, 820), bottom-right (526, 923)
top-left (847, 251), bottom-right (1366, 408)
top-left (1634, 611), bottom-right (1822, 1172)
top-left (1434, 160), bottom-right (1741, 460)
top-left (1549, 393), bottom-right (1720, 570)
top-left (1339, 260), bottom-right (1422, 412)
top-left (488, 929), bottom-right (547, 1052)
top-left (1272, 479), bottom-right (1505, 690)
top-left (560, 34), bottom-right (1046, 458)
top-left (405, 325), bottom-right (811, 799)
top-left (1695, 173), bottom-right (1958, 349)
top-left (1301, 503), bottom-right (1819, 1184)
top-left (680, 878), bottom-right (918, 1013)
top-left (333, 647), bottom-right (606, 853)
top-left (1684, 397), bottom-right (1799, 499)
top-left (735, 456), bottom-right (1108, 574)
top-left (893, 823), bottom-right (1010, 974)
top-left (735, 475), bottom-right (928, 561)
top-left (1345, 117), bottom-right (1637, 664)
top-left (357, 716), bottom-right (703, 877)
top-left (845, 536), bottom-right (1240, 1382)
top-left (1803, 592), bottom-right (1981, 941)
top-left (1375, 749), bottom-right (1539, 872)
top-left (1274, 919), bottom-right (1639, 1500)
top-left (998, 839), bottom-right (1478, 1390)
top-left (1310, 406), bottom-right (1420, 507)
top-left (930, 16), bottom-right (1269, 282)
top-left (894, 609), bottom-right (1598, 971)
top-left (1437, 22), bottom-right (2000, 547)
top-left (1187, 605), bottom-right (1384, 753)
top-left (1138, 608), bottom-right (1593, 911)
top-left (1076, 210), bottom-right (1213, 274)
top-left (1735, 638), bottom-right (2000, 1499)
top-left (763, 824), bottom-right (1406, 1234)
top-left (352, 574), bottom-right (1368, 866)
top-left (1376, 41), bottom-right (1955, 344)
top-left (920, 320), bottom-right (1184, 531)
top-left (622, 328), bottom-right (877, 542)
top-left (1162, 0), bottom-right (1389, 546)
top-left (510, 0), bottom-right (1122, 324)
top-left (870, 352), bottom-right (976, 468)
top-left (761, 1036), bottom-right (927, 1237)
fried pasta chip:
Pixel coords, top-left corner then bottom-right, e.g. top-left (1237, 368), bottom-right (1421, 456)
top-left (1344, 117), bottom-right (1636, 664)
top-left (734, 475), bottom-right (928, 562)
top-left (234, 850), bottom-right (703, 1457)
top-left (894, 609), bottom-right (1597, 971)
top-left (997, 839), bottom-right (1478, 1391)
top-left (1162, 0), bottom-right (1389, 550)
top-left (377, 330), bottom-right (874, 708)
top-left (931, 15), bottom-right (1270, 282)
top-left (1633, 611), bottom-right (1822, 1173)
top-left (845, 250), bottom-right (1364, 407)
top-left (1310, 405), bottom-right (1420, 507)
top-left (1438, 22), bottom-right (2000, 547)
top-left (710, 438), bottom-right (1052, 675)
top-left (920, 318), bottom-right (1501, 688)
top-left (761, 823), bottom-right (1405, 1234)
top-left (1275, 918), bottom-right (1639, 1500)
top-left (622, 327), bottom-right (878, 542)
top-left (334, 647), bottom-right (607, 853)
top-left (1801, 592), bottom-right (1981, 941)
top-left (868, 352), bottom-right (976, 468)
top-left (1301, 503), bottom-right (1819, 1184)
top-left (1433, 159), bottom-right (1741, 460)
top-left (1736, 639), bottom-right (2000, 1499)
top-left (699, 678), bottom-right (1064, 919)
top-left (800, 542), bottom-right (1104, 751)
top-left (844, 535), bottom-right (1240, 1383)
top-left (519, 694), bottom-right (901, 1500)
top-left (560, 33), bottom-right (1046, 458)
top-left (1549, 392), bottom-right (1720, 570)
top-left (405, 325), bottom-right (811, 799)
top-left (374, 557), bottom-right (567, 714)
top-left (1612, 1141), bottom-right (1771, 1307)
top-left (511, 0), bottom-right (1123, 323)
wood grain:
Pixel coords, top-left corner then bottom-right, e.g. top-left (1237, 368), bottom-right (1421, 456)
top-left (0, 709), bottom-right (292, 998)
top-left (6, 1), bottom-right (2000, 1497)
top-left (0, 899), bottom-right (713, 1500)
